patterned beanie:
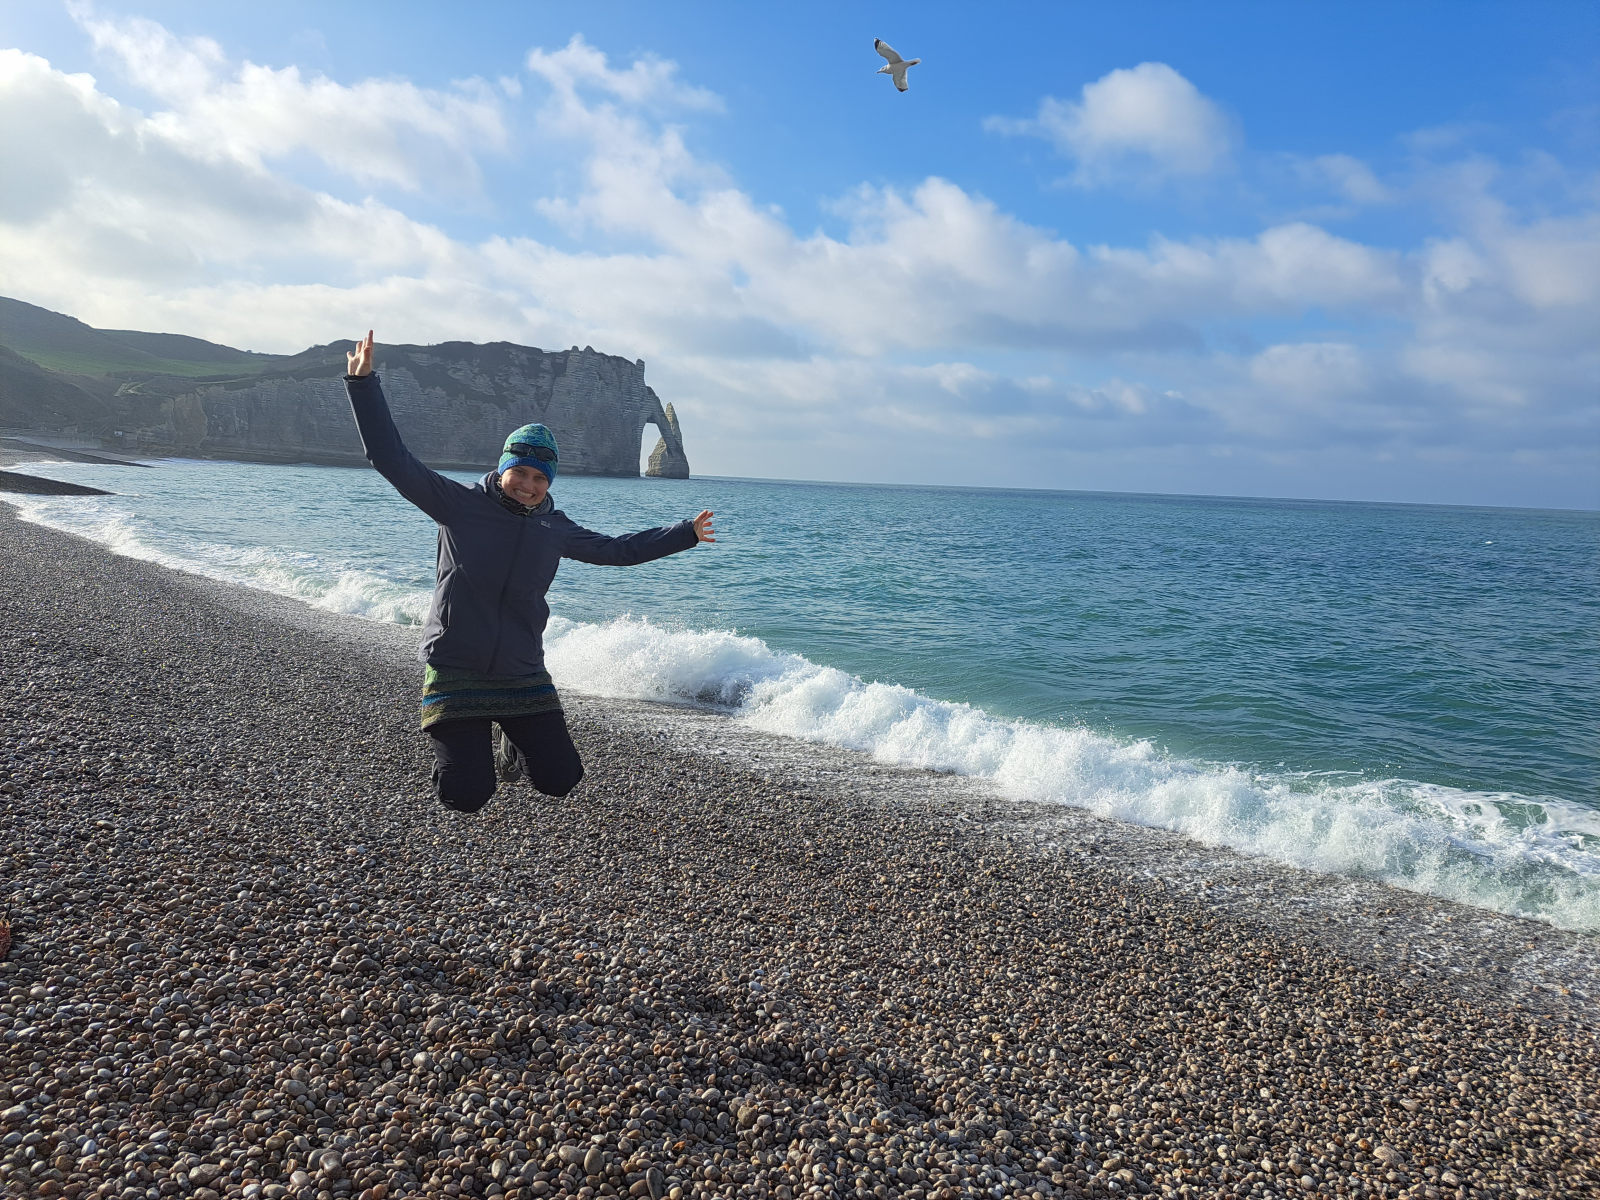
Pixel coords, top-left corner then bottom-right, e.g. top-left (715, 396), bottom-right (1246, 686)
top-left (499, 423), bottom-right (558, 482)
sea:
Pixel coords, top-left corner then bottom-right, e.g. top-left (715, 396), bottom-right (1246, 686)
top-left (9, 458), bottom-right (1600, 933)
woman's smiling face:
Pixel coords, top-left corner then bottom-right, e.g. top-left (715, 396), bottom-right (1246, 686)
top-left (499, 464), bottom-right (549, 507)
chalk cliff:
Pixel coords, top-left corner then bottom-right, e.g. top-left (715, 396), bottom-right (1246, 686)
top-left (0, 299), bottom-right (689, 478)
top-left (186, 342), bottom-right (685, 475)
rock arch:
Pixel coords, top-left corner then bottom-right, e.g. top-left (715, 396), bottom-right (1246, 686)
top-left (644, 395), bottom-right (690, 479)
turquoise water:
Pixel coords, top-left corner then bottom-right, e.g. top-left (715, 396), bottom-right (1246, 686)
top-left (11, 458), bottom-right (1600, 929)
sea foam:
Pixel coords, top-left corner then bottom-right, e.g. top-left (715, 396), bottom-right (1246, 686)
top-left (11, 490), bottom-right (431, 626)
top-left (545, 613), bottom-right (1600, 933)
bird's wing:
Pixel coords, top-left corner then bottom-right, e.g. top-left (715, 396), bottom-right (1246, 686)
top-left (874, 38), bottom-right (904, 65)
top-left (893, 67), bottom-right (910, 92)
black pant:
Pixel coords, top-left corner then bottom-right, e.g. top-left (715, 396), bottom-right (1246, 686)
top-left (425, 711), bottom-right (584, 813)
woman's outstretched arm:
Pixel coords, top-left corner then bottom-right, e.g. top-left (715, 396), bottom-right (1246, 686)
top-left (562, 509), bottom-right (714, 565)
top-left (343, 331), bottom-right (469, 523)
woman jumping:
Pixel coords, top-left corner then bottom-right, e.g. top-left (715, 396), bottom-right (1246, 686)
top-left (343, 330), bottom-right (715, 813)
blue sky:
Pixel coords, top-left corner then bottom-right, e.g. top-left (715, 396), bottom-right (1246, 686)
top-left (2, 1), bottom-right (1596, 507)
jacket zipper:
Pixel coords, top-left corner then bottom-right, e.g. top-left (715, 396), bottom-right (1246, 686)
top-left (485, 513), bottom-right (527, 672)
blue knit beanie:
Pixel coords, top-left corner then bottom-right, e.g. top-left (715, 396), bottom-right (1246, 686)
top-left (499, 423), bottom-right (558, 482)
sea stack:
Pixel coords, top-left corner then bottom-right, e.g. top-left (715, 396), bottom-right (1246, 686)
top-left (645, 400), bottom-right (690, 479)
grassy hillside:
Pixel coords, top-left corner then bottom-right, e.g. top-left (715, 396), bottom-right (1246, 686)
top-left (0, 297), bottom-right (281, 378)
top-left (102, 328), bottom-right (278, 367)
top-left (0, 344), bottom-right (116, 430)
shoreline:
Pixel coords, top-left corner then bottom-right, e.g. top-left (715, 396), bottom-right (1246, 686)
top-left (1, 504), bottom-right (1596, 1199)
top-left (0, 436), bottom-right (666, 480)
top-left (0, 468), bottom-right (111, 496)
top-left (0, 438), bottom-right (151, 469)
top-left (0, 443), bottom-right (123, 496)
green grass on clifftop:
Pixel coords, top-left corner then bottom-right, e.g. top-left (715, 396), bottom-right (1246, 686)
top-left (0, 296), bottom-right (280, 379)
top-left (15, 347), bottom-right (278, 379)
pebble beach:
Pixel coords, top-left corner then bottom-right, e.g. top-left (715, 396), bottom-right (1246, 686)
top-left (2, 501), bottom-right (1597, 1200)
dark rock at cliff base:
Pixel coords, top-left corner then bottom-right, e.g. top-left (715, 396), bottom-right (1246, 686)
top-left (0, 469), bottom-right (110, 496)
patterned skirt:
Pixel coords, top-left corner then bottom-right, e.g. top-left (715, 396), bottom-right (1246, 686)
top-left (419, 665), bottom-right (563, 731)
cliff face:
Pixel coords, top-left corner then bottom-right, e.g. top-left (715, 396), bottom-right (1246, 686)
top-left (0, 299), bottom-right (689, 478)
top-left (185, 344), bottom-right (683, 475)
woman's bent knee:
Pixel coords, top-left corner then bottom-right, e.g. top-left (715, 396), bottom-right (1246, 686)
top-left (533, 762), bottom-right (584, 799)
top-left (437, 780), bottom-right (494, 813)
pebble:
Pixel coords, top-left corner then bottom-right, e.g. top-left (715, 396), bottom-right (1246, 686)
top-left (1, 505), bottom-right (1596, 1200)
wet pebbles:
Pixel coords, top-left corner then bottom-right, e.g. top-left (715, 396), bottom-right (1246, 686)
top-left (0, 470), bottom-right (110, 496)
top-left (1, 505), bottom-right (1596, 1199)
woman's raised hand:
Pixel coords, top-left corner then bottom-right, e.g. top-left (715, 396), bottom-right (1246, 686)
top-left (693, 510), bottom-right (716, 543)
top-left (347, 330), bottom-right (375, 377)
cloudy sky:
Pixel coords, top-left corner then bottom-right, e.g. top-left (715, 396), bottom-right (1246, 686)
top-left (2, 1), bottom-right (1596, 508)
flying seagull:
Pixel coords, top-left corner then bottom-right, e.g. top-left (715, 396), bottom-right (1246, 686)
top-left (874, 38), bottom-right (920, 92)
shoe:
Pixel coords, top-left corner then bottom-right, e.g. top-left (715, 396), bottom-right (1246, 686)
top-left (495, 726), bottom-right (524, 784)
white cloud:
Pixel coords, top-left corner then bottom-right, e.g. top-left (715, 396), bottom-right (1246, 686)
top-left (1250, 342), bottom-right (1370, 399)
top-left (1490, 213), bottom-right (1600, 309)
top-left (1420, 237), bottom-right (1488, 302)
top-left (69, 3), bottom-right (224, 99)
top-left (525, 34), bottom-right (722, 112)
top-left (68, 3), bottom-right (507, 191)
top-left (1401, 341), bottom-right (1531, 408)
top-left (0, 47), bottom-right (463, 320)
top-left (987, 62), bottom-right (1233, 184)
top-left (1240, 343), bottom-right (1380, 436)
top-left (1298, 153), bottom-right (1392, 206)
top-left (1091, 222), bottom-right (1405, 314)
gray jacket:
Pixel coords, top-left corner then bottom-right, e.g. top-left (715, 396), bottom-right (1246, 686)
top-left (346, 373), bottom-right (697, 675)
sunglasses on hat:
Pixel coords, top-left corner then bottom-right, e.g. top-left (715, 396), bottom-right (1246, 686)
top-left (507, 442), bottom-right (557, 462)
